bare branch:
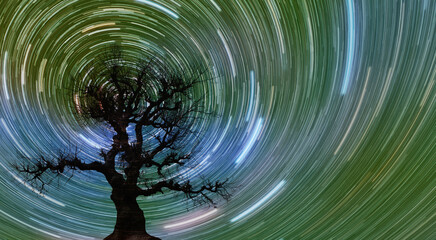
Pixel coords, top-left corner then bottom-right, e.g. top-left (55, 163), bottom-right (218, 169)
top-left (14, 151), bottom-right (104, 192)
top-left (138, 178), bottom-right (231, 206)
top-left (144, 151), bottom-right (191, 176)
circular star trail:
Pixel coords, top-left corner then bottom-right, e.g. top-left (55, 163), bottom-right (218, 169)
top-left (1, 1), bottom-right (435, 239)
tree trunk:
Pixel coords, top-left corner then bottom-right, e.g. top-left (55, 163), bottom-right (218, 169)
top-left (105, 190), bottom-right (160, 240)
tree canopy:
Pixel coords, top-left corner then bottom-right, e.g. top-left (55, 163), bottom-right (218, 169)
top-left (15, 46), bottom-right (230, 239)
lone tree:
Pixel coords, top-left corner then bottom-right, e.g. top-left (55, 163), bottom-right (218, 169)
top-left (15, 46), bottom-right (230, 240)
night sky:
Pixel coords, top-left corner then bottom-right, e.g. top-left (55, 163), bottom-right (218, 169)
top-left (0, 1), bottom-right (435, 239)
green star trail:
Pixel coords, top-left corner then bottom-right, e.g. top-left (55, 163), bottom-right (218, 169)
top-left (0, 0), bottom-right (435, 239)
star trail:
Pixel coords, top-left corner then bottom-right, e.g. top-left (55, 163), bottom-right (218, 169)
top-left (0, 1), bottom-right (435, 239)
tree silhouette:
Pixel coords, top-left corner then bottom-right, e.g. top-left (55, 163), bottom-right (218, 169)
top-left (15, 46), bottom-right (230, 240)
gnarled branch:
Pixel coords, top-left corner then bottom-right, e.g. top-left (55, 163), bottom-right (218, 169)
top-left (14, 151), bottom-right (105, 192)
top-left (138, 178), bottom-right (231, 206)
